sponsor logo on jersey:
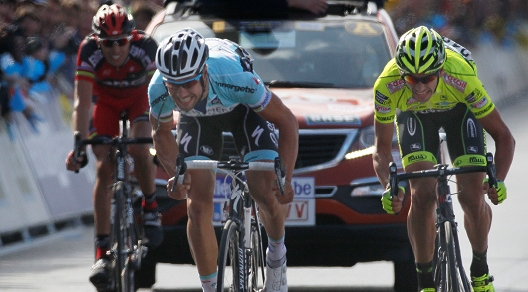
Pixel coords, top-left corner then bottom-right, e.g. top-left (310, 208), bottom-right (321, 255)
top-left (386, 79), bottom-right (405, 94)
top-left (87, 51), bottom-right (104, 67)
top-left (443, 37), bottom-right (473, 61)
top-left (442, 74), bottom-right (467, 92)
top-left (467, 146), bottom-right (479, 153)
top-left (410, 143), bottom-right (422, 151)
top-left (200, 145), bottom-right (214, 155)
top-left (211, 96), bottom-right (221, 104)
top-left (213, 80), bottom-right (256, 93)
top-left (376, 115), bottom-right (393, 122)
top-left (473, 102), bottom-right (493, 117)
top-left (470, 156), bottom-right (484, 164)
top-left (375, 91), bottom-right (389, 104)
top-left (100, 76), bottom-right (147, 87)
top-left (465, 92), bottom-right (477, 103)
top-left (375, 104), bottom-right (391, 113)
top-left (407, 117), bottom-right (416, 136)
top-left (407, 154), bottom-right (428, 163)
top-left (466, 118), bottom-right (477, 138)
top-left (151, 92), bottom-right (169, 107)
top-left (406, 96), bottom-right (419, 105)
top-left (470, 97), bottom-right (488, 109)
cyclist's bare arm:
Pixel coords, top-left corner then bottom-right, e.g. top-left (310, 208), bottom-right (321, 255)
top-left (477, 108), bottom-right (515, 205)
top-left (65, 79), bottom-right (93, 172)
top-left (150, 112), bottom-right (190, 199)
top-left (72, 79), bottom-right (93, 139)
top-left (478, 108), bottom-right (515, 181)
top-left (373, 120), bottom-right (396, 188)
top-left (256, 92), bottom-right (299, 203)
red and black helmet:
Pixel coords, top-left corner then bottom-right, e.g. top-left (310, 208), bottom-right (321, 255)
top-left (92, 4), bottom-right (135, 38)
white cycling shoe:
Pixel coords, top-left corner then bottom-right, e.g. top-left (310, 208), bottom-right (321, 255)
top-left (260, 256), bottom-right (287, 292)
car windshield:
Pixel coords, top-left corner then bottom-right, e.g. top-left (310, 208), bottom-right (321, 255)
top-left (154, 19), bottom-right (392, 88)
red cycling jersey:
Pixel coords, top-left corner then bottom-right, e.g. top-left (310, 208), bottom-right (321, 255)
top-left (75, 30), bottom-right (157, 137)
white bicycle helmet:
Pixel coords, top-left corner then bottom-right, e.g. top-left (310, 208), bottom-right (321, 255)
top-left (155, 28), bottom-right (209, 82)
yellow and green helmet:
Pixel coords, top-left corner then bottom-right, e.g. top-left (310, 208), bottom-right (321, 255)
top-left (395, 26), bottom-right (446, 75)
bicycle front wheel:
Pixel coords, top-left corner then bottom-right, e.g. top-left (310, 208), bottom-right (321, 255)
top-left (217, 219), bottom-right (244, 292)
top-left (111, 182), bottom-right (135, 292)
top-left (435, 221), bottom-right (471, 292)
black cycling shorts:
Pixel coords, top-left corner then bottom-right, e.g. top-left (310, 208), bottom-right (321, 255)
top-left (396, 103), bottom-right (487, 168)
top-left (177, 104), bottom-right (279, 162)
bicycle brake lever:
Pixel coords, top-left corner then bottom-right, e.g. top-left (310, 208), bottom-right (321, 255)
top-left (274, 157), bottom-right (286, 196)
top-left (171, 154), bottom-right (186, 192)
top-left (389, 162), bottom-right (398, 199)
top-left (73, 131), bottom-right (81, 173)
top-left (485, 152), bottom-right (498, 188)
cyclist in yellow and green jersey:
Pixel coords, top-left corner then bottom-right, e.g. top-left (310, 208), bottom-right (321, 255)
top-left (372, 26), bottom-right (516, 292)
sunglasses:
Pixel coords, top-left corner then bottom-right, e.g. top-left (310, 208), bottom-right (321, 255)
top-left (402, 71), bottom-right (439, 85)
top-left (100, 36), bottom-right (132, 48)
top-left (165, 73), bottom-right (203, 90)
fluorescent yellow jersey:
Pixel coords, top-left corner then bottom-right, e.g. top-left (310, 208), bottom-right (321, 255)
top-left (373, 49), bottom-right (495, 124)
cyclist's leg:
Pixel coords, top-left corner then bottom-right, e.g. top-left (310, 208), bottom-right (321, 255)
top-left (179, 114), bottom-right (223, 291)
top-left (128, 114), bottom-right (156, 200)
top-left (129, 106), bottom-right (162, 248)
top-left (397, 110), bottom-right (441, 290)
top-left (443, 104), bottom-right (492, 282)
top-left (231, 105), bottom-right (288, 291)
top-left (230, 105), bottom-right (286, 247)
top-left (90, 102), bottom-right (120, 289)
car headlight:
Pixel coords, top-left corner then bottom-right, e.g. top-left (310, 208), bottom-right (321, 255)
top-left (345, 125), bottom-right (375, 160)
top-left (358, 125), bottom-right (375, 148)
top-left (349, 177), bottom-right (385, 197)
top-left (351, 183), bottom-right (385, 197)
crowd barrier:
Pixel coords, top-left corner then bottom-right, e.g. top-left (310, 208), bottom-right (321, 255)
top-left (0, 86), bottom-right (94, 248)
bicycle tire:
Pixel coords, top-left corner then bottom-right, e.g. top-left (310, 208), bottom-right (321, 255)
top-left (435, 221), bottom-right (471, 292)
top-left (111, 182), bottom-right (135, 292)
top-left (247, 222), bottom-right (263, 292)
top-left (217, 219), bottom-right (244, 292)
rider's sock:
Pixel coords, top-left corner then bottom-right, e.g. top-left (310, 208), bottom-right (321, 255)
top-left (143, 192), bottom-right (158, 211)
top-left (416, 261), bottom-right (435, 289)
top-left (199, 272), bottom-right (217, 292)
top-left (95, 234), bottom-right (110, 260)
top-left (470, 249), bottom-right (489, 277)
top-left (266, 234), bottom-right (286, 267)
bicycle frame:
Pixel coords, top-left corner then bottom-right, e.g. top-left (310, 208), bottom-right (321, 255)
top-left (73, 112), bottom-right (153, 292)
top-left (174, 155), bottom-right (285, 292)
top-left (389, 151), bottom-right (497, 292)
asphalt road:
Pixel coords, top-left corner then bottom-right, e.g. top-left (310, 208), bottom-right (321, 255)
top-left (1, 97), bottom-right (527, 292)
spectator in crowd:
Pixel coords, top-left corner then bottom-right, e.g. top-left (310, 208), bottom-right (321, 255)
top-left (0, 27), bottom-right (42, 138)
top-left (130, 0), bottom-right (160, 31)
top-left (0, 0), bottom-right (17, 24)
top-left (23, 36), bottom-right (66, 100)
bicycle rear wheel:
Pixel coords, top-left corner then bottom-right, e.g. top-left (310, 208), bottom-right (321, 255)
top-left (217, 219), bottom-right (244, 292)
top-left (434, 221), bottom-right (471, 292)
top-left (111, 182), bottom-right (136, 292)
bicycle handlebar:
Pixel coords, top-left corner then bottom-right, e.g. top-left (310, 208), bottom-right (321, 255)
top-left (72, 131), bottom-right (153, 173)
top-left (388, 152), bottom-right (498, 199)
top-left (171, 153), bottom-right (286, 195)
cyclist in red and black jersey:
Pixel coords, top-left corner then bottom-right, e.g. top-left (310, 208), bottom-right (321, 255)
top-left (64, 4), bottom-right (161, 291)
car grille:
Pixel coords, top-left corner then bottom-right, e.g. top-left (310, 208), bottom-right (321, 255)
top-left (221, 129), bottom-right (358, 172)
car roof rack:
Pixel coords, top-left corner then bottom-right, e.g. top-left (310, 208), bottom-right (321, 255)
top-left (163, 0), bottom-right (387, 19)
